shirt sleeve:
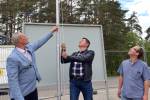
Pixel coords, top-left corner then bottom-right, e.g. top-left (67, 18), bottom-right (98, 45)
top-left (27, 32), bottom-right (53, 52)
top-left (142, 63), bottom-right (150, 81)
top-left (61, 52), bottom-right (76, 64)
top-left (117, 62), bottom-right (123, 76)
top-left (67, 50), bottom-right (95, 62)
top-left (6, 57), bottom-right (24, 100)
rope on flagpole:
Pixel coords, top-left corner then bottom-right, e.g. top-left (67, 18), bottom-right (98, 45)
top-left (60, 0), bottom-right (67, 97)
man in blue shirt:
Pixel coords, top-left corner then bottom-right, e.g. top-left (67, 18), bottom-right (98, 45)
top-left (117, 46), bottom-right (150, 100)
top-left (6, 26), bottom-right (58, 100)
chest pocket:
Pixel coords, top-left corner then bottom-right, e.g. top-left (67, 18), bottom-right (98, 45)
top-left (131, 69), bottom-right (142, 80)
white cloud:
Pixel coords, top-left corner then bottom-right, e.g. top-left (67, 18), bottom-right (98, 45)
top-left (119, 0), bottom-right (150, 38)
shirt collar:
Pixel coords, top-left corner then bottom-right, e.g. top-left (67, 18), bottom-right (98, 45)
top-left (16, 47), bottom-right (26, 53)
top-left (79, 49), bottom-right (88, 53)
top-left (129, 59), bottom-right (139, 64)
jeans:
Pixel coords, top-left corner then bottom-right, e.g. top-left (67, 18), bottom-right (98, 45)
top-left (121, 95), bottom-right (142, 100)
top-left (70, 80), bottom-right (93, 100)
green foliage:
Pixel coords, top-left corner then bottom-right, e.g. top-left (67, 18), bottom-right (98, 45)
top-left (0, 0), bottom-right (143, 47)
top-left (0, 0), bottom-right (147, 76)
top-left (126, 12), bottom-right (142, 35)
top-left (145, 27), bottom-right (150, 40)
top-left (124, 32), bottom-right (143, 49)
top-left (106, 51), bottom-right (128, 76)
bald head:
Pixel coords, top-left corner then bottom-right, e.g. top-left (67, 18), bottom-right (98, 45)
top-left (11, 32), bottom-right (29, 47)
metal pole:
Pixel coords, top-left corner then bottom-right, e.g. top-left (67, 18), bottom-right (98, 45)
top-left (56, 0), bottom-right (61, 100)
top-left (100, 26), bottom-right (109, 100)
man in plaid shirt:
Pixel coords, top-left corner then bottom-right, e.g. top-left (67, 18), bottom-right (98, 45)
top-left (61, 38), bottom-right (95, 100)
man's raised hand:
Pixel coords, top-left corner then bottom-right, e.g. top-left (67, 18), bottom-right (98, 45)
top-left (51, 26), bottom-right (58, 33)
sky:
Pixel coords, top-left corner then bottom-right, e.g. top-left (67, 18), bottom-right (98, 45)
top-left (118, 0), bottom-right (150, 38)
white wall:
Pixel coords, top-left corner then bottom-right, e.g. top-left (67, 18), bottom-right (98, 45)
top-left (23, 23), bottom-right (106, 88)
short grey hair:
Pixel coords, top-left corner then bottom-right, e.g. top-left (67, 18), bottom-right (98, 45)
top-left (11, 32), bottom-right (24, 46)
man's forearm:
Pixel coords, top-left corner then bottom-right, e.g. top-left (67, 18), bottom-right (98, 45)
top-left (144, 80), bottom-right (149, 96)
top-left (118, 76), bottom-right (123, 90)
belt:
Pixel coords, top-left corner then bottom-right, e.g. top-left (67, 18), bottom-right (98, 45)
top-left (72, 76), bottom-right (84, 80)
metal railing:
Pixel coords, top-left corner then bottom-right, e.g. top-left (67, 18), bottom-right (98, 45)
top-left (0, 45), bottom-right (14, 100)
top-left (105, 50), bottom-right (150, 76)
top-left (1, 47), bottom-right (150, 100)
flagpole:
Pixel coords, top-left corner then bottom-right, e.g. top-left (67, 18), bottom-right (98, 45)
top-left (56, 0), bottom-right (61, 100)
